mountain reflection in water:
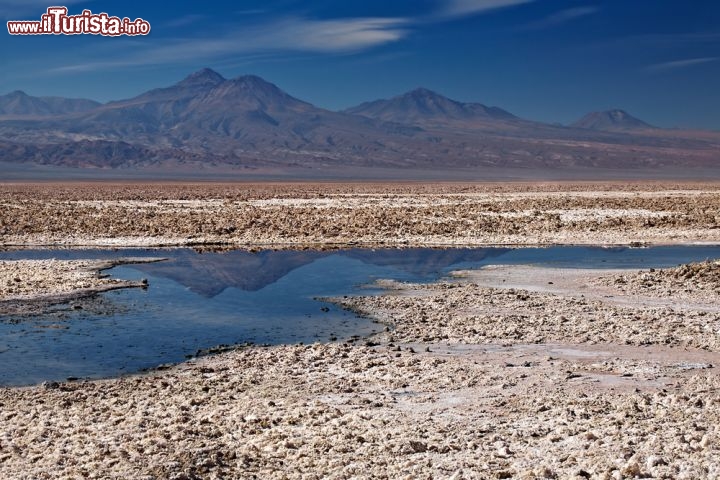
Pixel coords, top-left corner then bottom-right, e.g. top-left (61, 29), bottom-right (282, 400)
top-left (1, 245), bottom-right (719, 386)
top-left (128, 248), bottom-right (511, 297)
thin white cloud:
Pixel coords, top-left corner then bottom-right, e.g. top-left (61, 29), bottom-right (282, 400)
top-left (266, 17), bottom-right (408, 51)
top-left (646, 57), bottom-right (718, 72)
top-left (47, 16), bottom-right (410, 73)
top-left (22, 1), bottom-right (537, 77)
top-left (519, 6), bottom-right (599, 30)
top-left (442, 0), bottom-right (534, 18)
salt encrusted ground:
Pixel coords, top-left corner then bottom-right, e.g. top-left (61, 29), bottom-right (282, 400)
top-left (1, 183), bottom-right (719, 247)
top-left (1, 183), bottom-right (719, 479)
top-left (0, 258), bottom-right (162, 314)
top-left (0, 260), bottom-right (719, 478)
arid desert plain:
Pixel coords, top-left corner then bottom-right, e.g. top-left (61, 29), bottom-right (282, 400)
top-left (1, 182), bottom-right (720, 479)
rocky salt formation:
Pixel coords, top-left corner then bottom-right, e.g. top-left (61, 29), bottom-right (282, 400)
top-left (597, 260), bottom-right (720, 303)
top-left (1, 342), bottom-right (719, 479)
top-left (1, 183), bottom-right (719, 247)
top-left (0, 258), bottom-right (161, 313)
top-left (335, 280), bottom-right (720, 350)
top-left (0, 259), bottom-right (122, 299)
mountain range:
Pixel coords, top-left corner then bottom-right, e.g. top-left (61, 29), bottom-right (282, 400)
top-left (1, 68), bottom-right (718, 176)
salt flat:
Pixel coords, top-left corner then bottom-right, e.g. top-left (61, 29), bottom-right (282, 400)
top-left (1, 182), bottom-right (719, 479)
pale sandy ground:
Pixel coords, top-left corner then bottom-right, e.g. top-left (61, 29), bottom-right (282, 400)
top-left (1, 183), bottom-right (719, 247)
top-left (1, 260), bottom-right (720, 479)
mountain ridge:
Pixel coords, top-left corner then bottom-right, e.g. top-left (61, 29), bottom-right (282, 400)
top-left (0, 90), bottom-right (100, 116)
top-left (344, 87), bottom-right (518, 126)
top-left (0, 68), bottom-right (718, 174)
top-left (0, 72), bottom-right (659, 132)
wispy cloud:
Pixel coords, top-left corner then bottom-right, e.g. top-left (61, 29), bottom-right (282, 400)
top-left (272, 17), bottom-right (409, 51)
top-left (519, 6), bottom-right (599, 30)
top-left (442, 0), bottom-right (534, 18)
top-left (47, 16), bottom-right (410, 73)
top-left (23, 1), bottom-right (535, 76)
top-left (646, 57), bottom-right (719, 72)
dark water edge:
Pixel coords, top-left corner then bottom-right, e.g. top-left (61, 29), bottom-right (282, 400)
top-left (4, 161), bottom-right (720, 181)
top-left (1, 245), bottom-right (719, 386)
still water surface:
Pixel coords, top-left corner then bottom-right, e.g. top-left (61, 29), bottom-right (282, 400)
top-left (1, 245), bottom-right (719, 386)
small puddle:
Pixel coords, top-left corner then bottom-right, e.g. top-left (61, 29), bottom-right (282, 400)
top-left (0, 245), bottom-right (719, 386)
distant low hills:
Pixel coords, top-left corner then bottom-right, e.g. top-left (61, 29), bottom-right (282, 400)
top-left (0, 90), bottom-right (100, 116)
top-left (0, 68), bottom-right (718, 176)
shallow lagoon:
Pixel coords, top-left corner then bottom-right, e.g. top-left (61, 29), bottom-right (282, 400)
top-left (1, 245), bottom-right (719, 386)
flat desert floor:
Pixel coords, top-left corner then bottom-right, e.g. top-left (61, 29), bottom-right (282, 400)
top-left (1, 182), bottom-right (719, 479)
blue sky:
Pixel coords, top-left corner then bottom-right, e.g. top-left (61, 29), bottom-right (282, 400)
top-left (1, 0), bottom-right (719, 129)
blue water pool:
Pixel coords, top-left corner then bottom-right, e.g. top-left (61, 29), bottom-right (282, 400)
top-left (0, 245), bottom-right (718, 386)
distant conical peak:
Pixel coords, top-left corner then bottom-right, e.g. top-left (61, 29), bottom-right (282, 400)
top-left (230, 75), bottom-right (278, 88)
top-left (178, 68), bottom-right (226, 86)
top-left (224, 75), bottom-right (291, 99)
top-left (408, 87), bottom-right (438, 95)
top-left (400, 89), bottom-right (490, 108)
top-left (404, 88), bottom-right (449, 100)
top-left (571, 108), bottom-right (654, 130)
top-left (190, 67), bottom-right (224, 79)
top-left (588, 109), bottom-right (633, 118)
top-left (344, 86), bottom-right (518, 122)
top-left (233, 74), bottom-right (265, 82)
